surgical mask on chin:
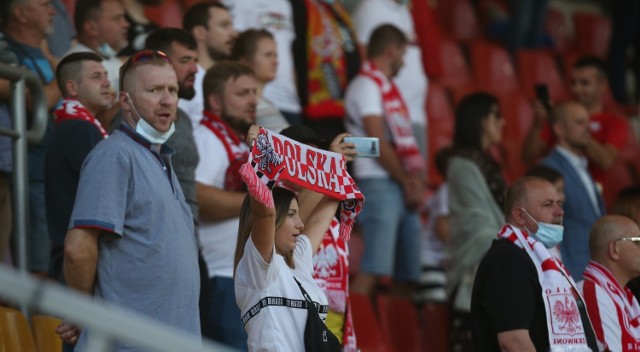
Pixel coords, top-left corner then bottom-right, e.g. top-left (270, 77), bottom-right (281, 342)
top-left (97, 43), bottom-right (117, 59)
top-left (522, 208), bottom-right (564, 249)
top-left (126, 93), bottom-right (175, 144)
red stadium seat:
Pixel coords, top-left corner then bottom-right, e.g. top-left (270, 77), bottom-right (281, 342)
top-left (516, 49), bottom-right (569, 101)
top-left (145, 0), bottom-right (184, 28)
top-left (350, 292), bottom-right (393, 352)
top-left (545, 8), bottom-right (574, 53)
top-left (376, 294), bottom-right (422, 352)
top-left (348, 228), bottom-right (364, 276)
top-left (421, 303), bottom-right (450, 352)
top-left (434, 36), bottom-right (473, 90)
top-left (470, 40), bottom-right (520, 96)
top-left (436, 0), bottom-right (480, 42)
top-left (496, 92), bottom-right (534, 182)
top-left (572, 12), bottom-right (612, 58)
top-left (412, 0), bottom-right (446, 78)
top-left (426, 83), bottom-right (455, 186)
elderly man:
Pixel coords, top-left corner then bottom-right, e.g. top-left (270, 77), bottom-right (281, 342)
top-left (578, 215), bottom-right (640, 350)
top-left (60, 51), bottom-right (200, 350)
top-left (45, 52), bottom-right (112, 283)
top-left (472, 176), bottom-right (599, 351)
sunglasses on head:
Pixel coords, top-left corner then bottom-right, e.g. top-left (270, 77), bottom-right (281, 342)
top-left (120, 50), bottom-right (172, 90)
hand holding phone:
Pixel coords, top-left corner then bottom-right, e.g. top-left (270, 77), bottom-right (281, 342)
top-left (343, 137), bottom-right (380, 158)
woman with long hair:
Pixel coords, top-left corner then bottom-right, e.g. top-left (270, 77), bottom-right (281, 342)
top-left (446, 92), bottom-right (506, 350)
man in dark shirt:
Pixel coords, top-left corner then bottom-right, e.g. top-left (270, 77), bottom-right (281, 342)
top-left (471, 176), bottom-right (599, 351)
top-left (45, 52), bottom-right (113, 282)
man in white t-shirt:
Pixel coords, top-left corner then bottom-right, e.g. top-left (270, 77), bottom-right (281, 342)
top-left (344, 24), bottom-right (424, 297)
top-left (193, 61), bottom-right (257, 350)
top-left (352, 0), bottom-right (429, 156)
top-left (222, 0), bottom-right (302, 125)
top-left (181, 2), bottom-right (237, 127)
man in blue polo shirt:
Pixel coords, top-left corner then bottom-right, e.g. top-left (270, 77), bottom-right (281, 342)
top-left (59, 51), bottom-right (200, 350)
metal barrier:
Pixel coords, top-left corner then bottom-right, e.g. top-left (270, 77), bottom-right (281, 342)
top-left (0, 63), bottom-right (49, 279)
top-left (0, 266), bottom-right (236, 351)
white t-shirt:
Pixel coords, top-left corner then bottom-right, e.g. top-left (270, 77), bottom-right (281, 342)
top-left (344, 74), bottom-right (389, 179)
top-left (352, 0), bottom-right (428, 127)
top-left (193, 124), bottom-right (239, 278)
top-left (222, 0), bottom-right (301, 114)
top-left (178, 64), bottom-right (206, 128)
top-left (236, 235), bottom-right (329, 351)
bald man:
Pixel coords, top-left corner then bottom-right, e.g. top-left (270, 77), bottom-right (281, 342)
top-left (541, 101), bottom-right (605, 281)
top-left (578, 215), bottom-right (640, 350)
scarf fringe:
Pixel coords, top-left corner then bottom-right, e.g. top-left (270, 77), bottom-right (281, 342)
top-left (339, 222), bottom-right (352, 243)
top-left (240, 162), bottom-right (274, 208)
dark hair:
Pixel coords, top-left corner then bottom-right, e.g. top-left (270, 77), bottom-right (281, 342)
top-left (611, 186), bottom-right (640, 223)
top-left (573, 55), bottom-right (608, 79)
top-left (453, 92), bottom-right (499, 151)
top-left (231, 29), bottom-right (274, 62)
top-left (434, 147), bottom-right (453, 178)
top-left (73, 0), bottom-right (103, 35)
top-left (234, 188), bottom-right (298, 275)
top-left (202, 61), bottom-right (255, 110)
top-left (183, 1), bottom-right (228, 33)
top-left (56, 51), bottom-right (104, 97)
top-left (367, 24), bottom-right (407, 58)
top-left (145, 27), bottom-right (197, 54)
top-left (525, 165), bottom-right (563, 184)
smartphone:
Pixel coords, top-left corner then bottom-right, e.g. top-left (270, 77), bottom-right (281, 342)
top-left (343, 137), bottom-right (380, 158)
top-left (535, 84), bottom-right (552, 113)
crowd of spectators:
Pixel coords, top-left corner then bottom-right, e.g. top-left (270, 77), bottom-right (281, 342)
top-left (1, 0), bottom-right (640, 351)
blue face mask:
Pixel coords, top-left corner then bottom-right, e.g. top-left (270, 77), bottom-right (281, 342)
top-left (126, 93), bottom-right (175, 144)
top-left (522, 208), bottom-right (564, 249)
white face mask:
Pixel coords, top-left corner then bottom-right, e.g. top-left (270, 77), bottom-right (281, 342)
top-left (126, 93), bottom-right (175, 144)
top-left (522, 208), bottom-right (564, 249)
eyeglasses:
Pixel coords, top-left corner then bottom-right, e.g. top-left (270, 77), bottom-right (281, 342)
top-left (119, 50), bottom-right (172, 91)
top-left (613, 237), bottom-right (640, 245)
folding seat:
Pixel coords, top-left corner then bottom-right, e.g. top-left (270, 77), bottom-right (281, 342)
top-left (436, 0), bottom-right (480, 42)
top-left (495, 92), bottom-right (534, 182)
top-left (469, 40), bottom-right (520, 96)
top-left (516, 49), bottom-right (570, 101)
top-left (375, 294), bottom-right (422, 352)
top-left (434, 36), bottom-right (473, 90)
top-left (545, 8), bottom-right (574, 53)
top-left (426, 83), bottom-right (455, 187)
top-left (572, 12), bottom-right (612, 58)
top-left (145, 0), bottom-right (184, 28)
top-left (349, 292), bottom-right (392, 352)
top-left (0, 306), bottom-right (38, 352)
top-left (421, 302), bottom-right (450, 352)
top-left (411, 0), bottom-right (446, 78)
top-left (31, 314), bottom-right (63, 352)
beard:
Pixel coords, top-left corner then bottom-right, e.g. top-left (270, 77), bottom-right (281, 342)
top-left (178, 85), bottom-right (195, 100)
top-left (207, 46), bottom-right (230, 62)
top-left (221, 112), bottom-right (252, 135)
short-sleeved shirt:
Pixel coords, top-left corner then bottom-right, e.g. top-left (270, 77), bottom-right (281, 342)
top-left (235, 235), bottom-right (329, 351)
top-left (44, 119), bottom-right (104, 280)
top-left (471, 239), bottom-right (549, 351)
top-left (70, 126), bottom-right (200, 350)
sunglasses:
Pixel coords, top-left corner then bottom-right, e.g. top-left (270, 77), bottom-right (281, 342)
top-left (119, 50), bottom-right (172, 91)
top-left (613, 237), bottom-right (640, 245)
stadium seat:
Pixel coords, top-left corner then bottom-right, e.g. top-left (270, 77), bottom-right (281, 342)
top-left (496, 92), bottom-right (534, 182)
top-left (436, 0), bottom-right (480, 42)
top-left (470, 40), bottom-right (520, 96)
top-left (348, 228), bottom-right (364, 276)
top-left (349, 292), bottom-right (392, 352)
top-left (516, 49), bottom-right (569, 101)
top-left (426, 83), bottom-right (455, 186)
top-left (433, 36), bottom-right (473, 90)
top-left (572, 12), bottom-right (612, 58)
top-left (412, 0), bottom-right (446, 78)
top-left (31, 314), bottom-right (63, 352)
top-left (375, 294), bottom-right (422, 352)
top-left (145, 0), bottom-right (184, 28)
top-left (421, 302), bottom-right (450, 352)
top-left (0, 306), bottom-right (37, 352)
top-left (545, 8), bottom-right (574, 53)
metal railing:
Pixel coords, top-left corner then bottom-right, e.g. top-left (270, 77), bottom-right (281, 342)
top-left (0, 62), bottom-right (49, 279)
top-left (0, 266), bottom-right (236, 351)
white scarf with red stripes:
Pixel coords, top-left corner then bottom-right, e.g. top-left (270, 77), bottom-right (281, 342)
top-left (498, 224), bottom-right (593, 351)
top-left (581, 260), bottom-right (640, 350)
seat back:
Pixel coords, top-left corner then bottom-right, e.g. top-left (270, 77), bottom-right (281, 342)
top-left (436, 36), bottom-right (473, 90)
top-left (470, 40), bottom-right (520, 96)
top-left (421, 302), bottom-right (450, 352)
top-left (31, 314), bottom-right (63, 352)
top-left (516, 49), bottom-right (569, 101)
top-left (375, 294), bottom-right (422, 352)
top-left (349, 292), bottom-right (391, 352)
top-left (426, 83), bottom-right (455, 187)
top-left (573, 12), bottom-right (612, 58)
top-left (0, 306), bottom-right (37, 352)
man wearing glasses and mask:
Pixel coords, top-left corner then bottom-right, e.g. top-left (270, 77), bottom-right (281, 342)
top-left (59, 50), bottom-right (200, 350)
top-left (471, 176), bottom-right (599, 352)
top-left (578, 215), bottom-right (640, 351)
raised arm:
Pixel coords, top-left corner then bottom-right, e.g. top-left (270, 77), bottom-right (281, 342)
top-left (302, 195), bottom-right (340, 253)
top-left (249, 195), bottom-right (277, 264)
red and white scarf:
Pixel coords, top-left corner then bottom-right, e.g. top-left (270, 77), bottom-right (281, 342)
top-left (200, 111), bottom-right (250, 192)
top-left (498, 224), bottom-right (593, 351)
top-left (359, 61), bottom-right (425, 173)
top-left (239, 128), bottom-right (364, 241)
top-left (581, 261), bottom-right (640, 350)
top-left (54, 99), bottom-right (108, 139)
top-left (313, 218), bottom-right (357, 351)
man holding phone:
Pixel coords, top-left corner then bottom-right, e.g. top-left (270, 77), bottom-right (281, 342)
top-left (344, 24), bottom-right (425, 297)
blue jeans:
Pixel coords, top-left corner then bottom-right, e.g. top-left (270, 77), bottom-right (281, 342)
top-left (203, 276), bottom-right (248, 350)
top-left (356, 178), bottom-right (421, 282)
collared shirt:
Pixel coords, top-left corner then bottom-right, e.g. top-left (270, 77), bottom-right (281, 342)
top-left (555, 146), bottom-right (601, 215)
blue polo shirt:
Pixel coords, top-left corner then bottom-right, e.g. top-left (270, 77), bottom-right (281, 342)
top-left (70, 124), bottom-right (200, 350)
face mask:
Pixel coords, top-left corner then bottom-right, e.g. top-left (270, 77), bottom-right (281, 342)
top-left (126, 93), bottom-right (175, 144)
top-left (522, 208), bottom-right (564, 249)
top-left (97, 43), bottom-right (117, 59)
